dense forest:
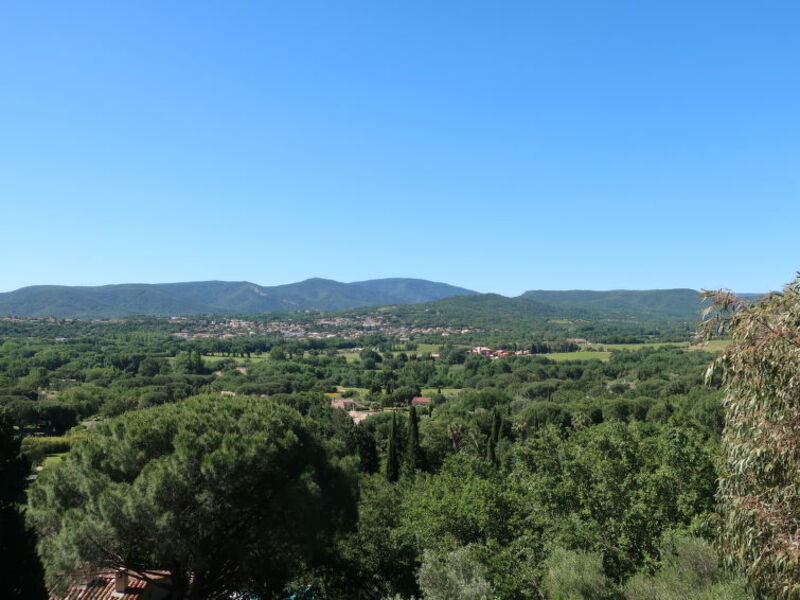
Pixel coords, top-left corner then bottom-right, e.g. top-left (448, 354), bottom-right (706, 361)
top-left (2, 282), bottom-right (798, 599)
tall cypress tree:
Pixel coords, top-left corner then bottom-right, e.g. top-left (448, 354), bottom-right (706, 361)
top-left (386, 412), bottom-right (399, 483)
top-left (405, 406), bottom-right (423, 476)
top-left (487, 409), bottom-right (502, 465)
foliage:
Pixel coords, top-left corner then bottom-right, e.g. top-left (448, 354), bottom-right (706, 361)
top-left (702, 278), bottom-right (800, 597)
top-left (0, 308), bottom-right (745, 598)
top-left (386, 412), bottom-right (400, 483)
top-left (623, 535), bottom-right (749, 600)
top-left (405, 406), bottom-right (424, 475)
top-left (417, 547), bottom-right (493, 600)
top-left (541, 547), bottom-right (617, 600)
top-left (27, 395), bottom-right (357, 599)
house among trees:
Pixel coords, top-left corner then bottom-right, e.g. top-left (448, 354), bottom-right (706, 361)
top-left (50, 570), bottom-right (170, 600)
top-left (330, 398), bottom-right (356, 410)
top-left (411, 396), bottom-right (431, 407)
top-left (470, 346), bottom-right (493, 355)
top-left (348, 409), bottom-right (377, 424)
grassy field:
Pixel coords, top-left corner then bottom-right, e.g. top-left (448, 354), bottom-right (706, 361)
top-left (589, 342), bottom-right (688, 351)
top-left (413, 343), bottom-right (446, 355)
top-left (41, 453), bottom-right (68, 469)
top-left (340, 351), bottom-right (361, 363)
top-left (167, 353), bottom-right (271, 367)
top-left (688, 339), bottom-right (730, 352)
top-left (336, 386), bottom-right (370, 396)
top-left (421, 387), bottom-right (464, 397)
top-left (543, 351), bottom-right (611, 362)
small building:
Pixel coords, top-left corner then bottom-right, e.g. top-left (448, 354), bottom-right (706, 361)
top-left (50, 569), bottom-right (170, 600)
top-left (411, 396), bottom-right (431, 407)
top-left (470, 346), bottom-right (493, 356)
top-left (331, 398), bottom-right (356, 411)
top-left (348, 410), bottom-right (377, 424)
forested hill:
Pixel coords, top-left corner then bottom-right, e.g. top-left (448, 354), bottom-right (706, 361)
top-left (0, 278), bottom-right (478, 318)
top-left (521, 288), bottom-right (705, 319)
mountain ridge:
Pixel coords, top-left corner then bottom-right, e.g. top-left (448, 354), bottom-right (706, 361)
top-left (0, 278), bottom-right (478, 318)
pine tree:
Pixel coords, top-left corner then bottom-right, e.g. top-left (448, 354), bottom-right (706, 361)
top-left (405, 406), bottom-right (423, 476)
top-left (386, 412), bottom-right (399, 483)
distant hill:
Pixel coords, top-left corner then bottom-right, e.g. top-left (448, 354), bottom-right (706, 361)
top-left (521, 289), bottom-right (705, 319)
top-left (0, 278), bottom-right (478, 318)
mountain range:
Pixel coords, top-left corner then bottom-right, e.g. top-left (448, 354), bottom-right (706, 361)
top-left (0, 278), bottom-right (719, 321)
top-left (0, 278), bottom-right (478, 318)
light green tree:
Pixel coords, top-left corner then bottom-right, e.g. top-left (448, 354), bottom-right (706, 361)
top-left (417, 547), bottom-right (493, 600)
top-left (702, 277), bottom-right (800, 597)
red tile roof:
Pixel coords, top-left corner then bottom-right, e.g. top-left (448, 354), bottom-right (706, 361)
top-left (411, 396), bottom-right (431, 406)
top-left (50, 570), bottom-right (169, 600)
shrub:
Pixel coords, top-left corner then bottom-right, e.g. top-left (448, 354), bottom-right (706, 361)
top-left (541, 547), bottom-right (617, 600)
top-left (623, 535), bottom-right (749, 600)
top-left (417, 547), bottom-right (493, 600)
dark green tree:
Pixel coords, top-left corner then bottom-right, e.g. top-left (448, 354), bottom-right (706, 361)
top-left (0, 407), bottom-right (47, 599)
top-left (405, 406), bottom-right (424, 476)
top-left (486, 408), bottom-right (502, 465)
top-left (28, 395), bottom-right (356, 599)
top-left (386, 412), bottom-right (400, 483)
top-left (345, 421), bottom-right (379, 474)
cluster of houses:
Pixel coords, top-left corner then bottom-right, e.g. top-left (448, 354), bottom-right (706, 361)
top-left (169, 312), bottom-right (483, 342)
top-left (469, 346), bottom-right (532, 358)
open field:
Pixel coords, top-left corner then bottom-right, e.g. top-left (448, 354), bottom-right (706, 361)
top-left (336, 386), bottom-right (370, 396)
top-left (543, 351), bottom-right (611, 362)
top-left (340, 351), bottom-right (361, 363)
top-left (421, 387), bottom-right (464, 397)
top-left (41, 453), bottom-right (68, 469)
top-left (688, 339), bottom-right (731, 352)
top-left (413, 343), bottom-right (446, 355)
top-left (167, 353), bottom-right (272, 367)
top-left (588, 342), bottom-right (688, 351)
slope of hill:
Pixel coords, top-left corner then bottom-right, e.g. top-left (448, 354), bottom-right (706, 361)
top-left (521, 289), bottom-right (705, 319)
top-left (0, 279), bottom-right (478, 318)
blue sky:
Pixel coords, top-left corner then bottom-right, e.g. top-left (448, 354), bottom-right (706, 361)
top-left (1, 1), bottom-right (798, 296)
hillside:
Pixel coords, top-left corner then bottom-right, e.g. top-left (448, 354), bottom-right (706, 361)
top-left (521, 288), bottom-right (705, 319)
top-left (0, 278), bottom-right (478, 318)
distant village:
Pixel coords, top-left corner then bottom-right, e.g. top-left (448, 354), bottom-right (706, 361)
top-left (169, 314), bottom-right (482, 341)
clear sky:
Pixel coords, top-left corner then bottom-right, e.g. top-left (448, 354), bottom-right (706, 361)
top-left (1, 1), bottom-right (798, 296)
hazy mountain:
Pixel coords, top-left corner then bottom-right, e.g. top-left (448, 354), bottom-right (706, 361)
top-left (0, 278), bottom-right (478, 318)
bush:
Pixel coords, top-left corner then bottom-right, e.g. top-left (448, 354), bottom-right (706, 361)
top-left (623, 535), bottom-right (749, 600)
top-left (417, 547), bottom-right (493, 600)
top-left (541, 547), bottom-right (617, 600)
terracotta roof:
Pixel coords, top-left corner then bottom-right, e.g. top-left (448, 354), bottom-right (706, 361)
top-left (411, 396), bottom-right (431, 405)
top-left (50, 570), bottom-right (170, 600)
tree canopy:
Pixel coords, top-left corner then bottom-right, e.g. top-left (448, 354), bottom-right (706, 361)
top-left (27, 395), bottom-right (357, 599)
